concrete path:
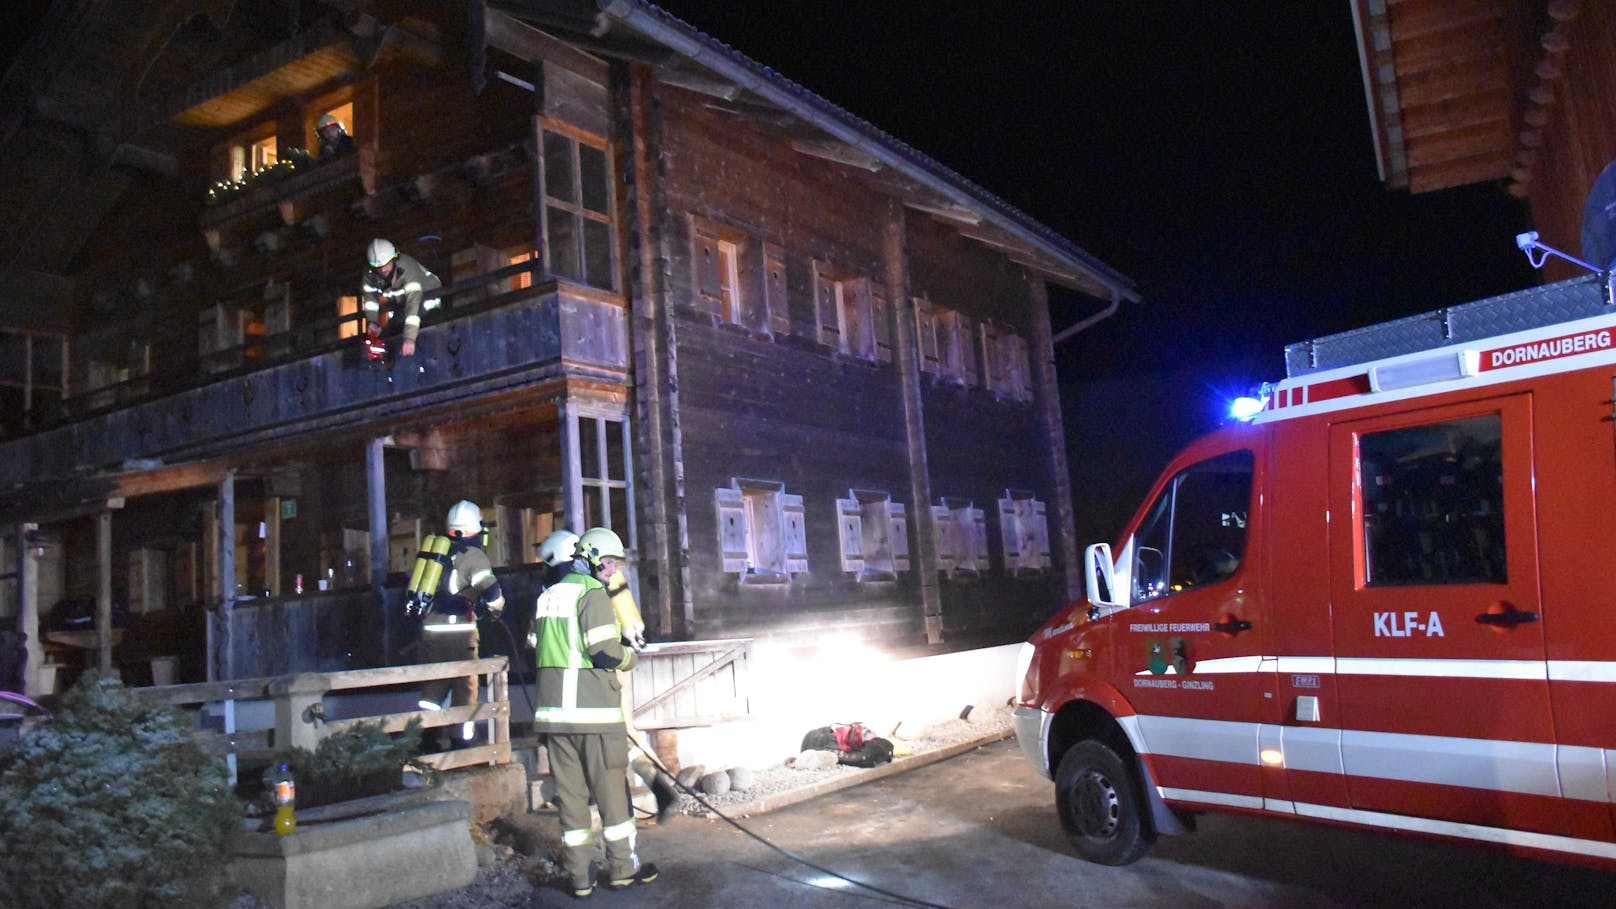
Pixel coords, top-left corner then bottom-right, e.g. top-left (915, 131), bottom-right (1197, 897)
top-left (530, 737), bottom-right (1616, 908)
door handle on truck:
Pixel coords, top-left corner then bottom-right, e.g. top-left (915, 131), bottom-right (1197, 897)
top-left (1475, 606), bottom-right (1538, 627)
top-left (1211, 617), bottom-right (1252, 634)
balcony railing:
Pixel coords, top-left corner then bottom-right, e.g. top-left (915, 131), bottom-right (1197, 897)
top-left (0, 263), bottom-right (629, 492)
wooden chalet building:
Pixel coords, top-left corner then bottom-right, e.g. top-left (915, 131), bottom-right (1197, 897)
top-left (0, 0), bottom-right (1136, 695)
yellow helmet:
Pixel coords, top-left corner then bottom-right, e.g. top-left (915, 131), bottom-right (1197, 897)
top-left (446, 500), bottom-right (482, 536)
top-left (538, 529), bottom-right (580, 568)
top-left (576, 527), bottom-right (626, 566)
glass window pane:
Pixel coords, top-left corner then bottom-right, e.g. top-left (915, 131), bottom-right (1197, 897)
top-left (582, 486), bottom-right (603, 528)
top-left (33, 336), bottom-right (63, 386)
top-left (543, 132), bottom-right (576, 204)
top-left (0, 334), bottom-right (25, 384)
top-left (1164, 451), bottom-right (1253, 592)
top-left (579, 417), bottom-right (601, 480)
top-left (583, 219), bottom-right (614, 288)
top-left (1360, 414), bottom-right (1504, 586)
top-left (547, 207), bottom-right (580, 281)
top-left (579, 144), bottom-right (609, 213)
top-left (606, 419), bottom-right (625, 482)
top-left (609, 490), bottom-right (629, 539)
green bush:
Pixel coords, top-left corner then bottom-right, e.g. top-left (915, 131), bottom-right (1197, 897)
top-left (266, 718), bottom-right (430, 807)
top-left (0, 675), bottom-right (239, 908)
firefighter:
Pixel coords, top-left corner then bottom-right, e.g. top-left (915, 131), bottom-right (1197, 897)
top-left (314, 113), bottom-right (354, 160)
top-left (418, 500), bottom-right (504, 748)
top-left (575, 526), bottom-right (681, 823)
top-left (533, 527), bottom-right (660, 897)
top-left (362, 238), bottom-right (441, 358)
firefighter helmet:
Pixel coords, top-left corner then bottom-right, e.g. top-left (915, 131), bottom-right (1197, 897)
top-left (446, 500), bottom-right (483, 536)
top-left (316, 113), bottom-right (345, 132)
top-left (576, 527), bottom-right (626, 567)
top-left (367, 238), bottom-right (397, 268)
top-left (537, 529), bottom-right (580, 568)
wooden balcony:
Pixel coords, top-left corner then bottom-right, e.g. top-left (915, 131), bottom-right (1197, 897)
top-left (0, 268), bottom-right (629, 497)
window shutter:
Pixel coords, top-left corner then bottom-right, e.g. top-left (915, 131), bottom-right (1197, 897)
top-left (764, 242), bottom-right (789, 336)
top-left (969, 507), bottom-right (990, 571)
top-left (846, 277), bottom-right (873, 358)
top-left (836, 497), bottom-right (864, 573)
top-left (1013, 334), bottom-right (1033, 400)
top-left (782, 493), bottom-right (808, 573)
top-left (716, 487), bottom-right (749, 573)
top-left (998, 496), bottom-right (1019, 568)
top-left (813, 260), bottom-right (841, 347)
top-left (1031, 499), bottom-right (1050, 569)
top-left (693, 219), bottom-right (724, 306)
top-left (915, 298), bottom-right (938, 372)
top-left (932, 505), bottom-right (956, 572)
top-left (871, 288), bottom-right (892, 362)
top-left (958, 314), bottom-right (979, 386)
top-left (889, 501), bottom-right (910, 572)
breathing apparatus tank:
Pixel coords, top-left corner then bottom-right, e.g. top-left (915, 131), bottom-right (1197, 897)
top-left (404, 534), bottom-right (452, 617)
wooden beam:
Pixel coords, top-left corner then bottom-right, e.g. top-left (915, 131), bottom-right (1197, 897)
top-left (1386, 1), bottom-right (1505, 43)
top-left (1403, 120), bottom-right (1513, 168)
top-left (1408, 152), bottom-right (1512, 193)
top-left (484, 7), bottom-right (608, 82)
top-left (789, 139), bottom-right (883, 172)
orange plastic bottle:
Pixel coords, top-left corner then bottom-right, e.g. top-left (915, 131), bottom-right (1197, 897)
top-left (272, 763), bottom-right (297, 836)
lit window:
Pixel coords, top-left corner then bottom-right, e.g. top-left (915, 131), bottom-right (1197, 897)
top-left (336, 295), bottom-right (361, 339)
top-left (715, 480), bottom-right (807, 581)
top-left (508, 249), bottom-right (537, 291)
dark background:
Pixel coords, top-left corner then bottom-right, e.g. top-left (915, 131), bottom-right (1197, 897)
top-left (654, 1), bottom-right (1542, 540)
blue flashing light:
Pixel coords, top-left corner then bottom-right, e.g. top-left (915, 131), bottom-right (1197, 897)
top-left (1228, 396), bottom-right (1267, 422)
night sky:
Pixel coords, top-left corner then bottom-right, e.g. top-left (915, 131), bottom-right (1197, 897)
top-left (654, 1), bottom-right (1540, 536)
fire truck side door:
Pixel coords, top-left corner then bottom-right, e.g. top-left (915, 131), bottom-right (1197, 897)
top-left (1115, 446), bottom-right (1270, 811)
top-left (1327, 393), bottom-right (1558, 834)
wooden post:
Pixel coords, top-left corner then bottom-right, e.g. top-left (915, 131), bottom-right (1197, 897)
top-left (265, 495), bottom-right (282, 598)
top-left (367, 437), bottom-right (389, 586)
top-left (17, 522), bottom-right (44, 696)
top-left (1026, 279), bottom-right (1082, 601)
top-left (884, 202), bottom-right (943, 643)
top-left (559, 402), bottom-right (583, 532)
top-left (96, 509), bottom-right (112, 675)
top-left (215, 471), bottom-right (236, 682)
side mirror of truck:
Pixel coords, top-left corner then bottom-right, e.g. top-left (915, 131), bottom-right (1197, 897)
top-left (1084, 542), bottom-right (1124, 614)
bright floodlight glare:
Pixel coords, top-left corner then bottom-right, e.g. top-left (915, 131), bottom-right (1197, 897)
top-left (1229, 396), bottom-right (1266, 421)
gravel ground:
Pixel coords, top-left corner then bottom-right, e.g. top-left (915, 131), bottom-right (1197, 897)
top-left (228, 705), bottom-right (1012, 908)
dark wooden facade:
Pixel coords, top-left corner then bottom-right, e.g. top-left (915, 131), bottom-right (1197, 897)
top-left (0, 1), bottom-right (1135, 690)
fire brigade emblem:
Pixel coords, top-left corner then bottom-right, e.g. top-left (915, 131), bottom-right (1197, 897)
top-left (1146, 640), bottom-right (1168, 674)
top-left (1146, 637), bottom-right (1192, 675)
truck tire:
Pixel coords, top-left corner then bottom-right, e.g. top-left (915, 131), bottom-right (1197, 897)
top-left (1054, 740), bottom-right (1153, 865)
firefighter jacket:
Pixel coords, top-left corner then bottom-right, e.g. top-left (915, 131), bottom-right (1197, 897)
top-left (422, 540), bottom-right (504, 634)
top-left (362, 253), bottom-right (441, 344)
top-left (532, 571), bottom-right (636, 733)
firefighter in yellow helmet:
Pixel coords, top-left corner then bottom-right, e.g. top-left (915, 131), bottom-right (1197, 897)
top-left (574, 527), bottom-right (680, 823)
top-left (533, 525), bottom-right (659, 897)
top-left (418, 500), bottom-right (504, 748)
top-left (362, 238), bottom-right (442, 358)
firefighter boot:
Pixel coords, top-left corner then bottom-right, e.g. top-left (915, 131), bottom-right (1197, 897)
top-left (605, 863), bottom-right (659, 891)
top-left (652, 770), bottom-right (682, 824)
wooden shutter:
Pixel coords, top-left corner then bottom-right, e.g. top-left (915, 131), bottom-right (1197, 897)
top-left (845, 277), bottom-right (873, 358)
top-left (1013, 334), bottom-right (1032, 400)
top-left (915, 298), bottom-right (938, 372)
top-left (932, 505), bottom-right (956, 572)
top-left (969, 507), bottom-right (990, 571)
top-left (998, 497), bottom-right (1019, 569)
top-left (1030, 499), bottom-right (1050, 569)
top-left (764, 242), bottom-right (789, 336)
top-left (782, 493), bottom-right (808, 573)
top-left (693, 218), bottom-right (724, 310)
top-left (871, 288), bottom-right (892, 362)
top-left (716, 487), bottom-right (749, 573)
top-left (958, 314), bottom-right (979, 386)
top-left (836, 497), bottom-right (864, 573)
top-left (813, 260), bottom-right (841, 347)
top-left (889, 501), bottom-right (910, 572)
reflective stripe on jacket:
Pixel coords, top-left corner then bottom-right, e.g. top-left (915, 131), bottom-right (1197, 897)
top-left (361, 253), bottom-right (441, 343)
top-left (533, 572), bottom-right (634, 732)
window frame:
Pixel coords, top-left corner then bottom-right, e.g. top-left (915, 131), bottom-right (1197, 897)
top-left (0, 329), bottom-right (67, 434)
top-left (836, 490), bottom-right (910, 581)
top-left (538, 119), bottom-right (618, 292)
top-left (998, 489), bottom-right (1052, 576)
top-left (715, 479), bottom-right (808, 582)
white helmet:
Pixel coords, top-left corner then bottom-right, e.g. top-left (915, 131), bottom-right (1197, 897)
top-left (367, 238), bottom-right (397, 267)
top-left (576, 527), bottom-right (626, 567)
top-left (537, 530), bottom-right (580, 568)
top-left (446, 500), bottom-right (482, 536)
top-left (317, 113), bottom-right (345, 131)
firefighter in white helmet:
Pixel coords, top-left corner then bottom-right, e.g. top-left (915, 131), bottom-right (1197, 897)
top-left (575, 527), bottom-right (680, 823)
top-left (362, 238), bottom-right (441, 358)
top-left (418, 500), bottom-right (505, 748)
top-left (314, 113), bottom-right (354, 160)
top-left (533, 525), bottom-right (660, 897)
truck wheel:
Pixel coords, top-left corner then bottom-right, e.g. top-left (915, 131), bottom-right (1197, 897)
top-left (1054, 740), bottom-right (1153, 865)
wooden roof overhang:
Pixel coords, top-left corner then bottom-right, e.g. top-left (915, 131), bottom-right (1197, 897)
top-left (1352, 0), bottom-right (1583, 196)
top-left (488, 0), bottom-right (1137, 302)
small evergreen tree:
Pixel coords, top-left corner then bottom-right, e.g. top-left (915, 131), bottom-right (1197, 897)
top-left (0, 675), bottom-right (239, 908)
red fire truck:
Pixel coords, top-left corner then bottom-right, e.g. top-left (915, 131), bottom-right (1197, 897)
top-left (1014, 273), bottom-right (1616, 866)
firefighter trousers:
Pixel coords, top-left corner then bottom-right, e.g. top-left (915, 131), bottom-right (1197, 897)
top-left (419, 628), bottom-right (477, 713)
top-left (548, 730), bottom-right (638, 888)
